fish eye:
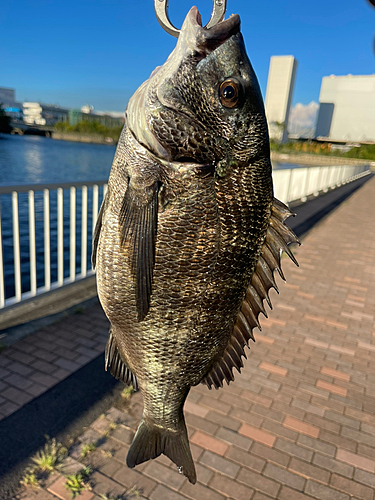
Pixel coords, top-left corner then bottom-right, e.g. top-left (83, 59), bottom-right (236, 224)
top-left (219, 78), bottom-right (240, 108)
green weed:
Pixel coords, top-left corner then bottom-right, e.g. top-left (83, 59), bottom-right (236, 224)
top-left (121, 386), bottom-right (134, 400)
top-left (80, 442), bottom-right (97, 458)
top-left (20, 471), bottom-right (40, 489)
top-left (31, 436), bottom-right (68, 472)
top-left (65, 466), bottom-right (92, 498)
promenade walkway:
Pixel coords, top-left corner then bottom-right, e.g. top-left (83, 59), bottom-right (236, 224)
top-left (1, 175), bottom-right (375, 499)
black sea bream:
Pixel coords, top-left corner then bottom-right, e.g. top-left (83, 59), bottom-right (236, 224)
top-left (93, 7), bottom-right (299, 484)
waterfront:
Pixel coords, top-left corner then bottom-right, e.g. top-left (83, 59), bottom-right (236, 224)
top-left (0, 134), bottom-right (115, 186)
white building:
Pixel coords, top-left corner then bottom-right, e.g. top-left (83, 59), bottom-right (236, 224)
top-left (23, 102), bottom-right (69, 126)
top-left (315, 74), bottom-right (375, 143)
top-left (265, 56), bottom-right (298, 143)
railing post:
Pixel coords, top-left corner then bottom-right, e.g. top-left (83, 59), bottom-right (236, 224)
top-left (12, 191), bottom-right (22, 301)
top-left (57, 187), bottom-right (64, 285)
top-left (28, 190), bottom-right (37, 296)
top-left (70, 186), bottom-right (76, 281)
top-left (0, 202), bottom-right (4, 308)
top-left (81, 186), bottom-right (88, 277)
top-left (44, 189), bottom-right (51, 290)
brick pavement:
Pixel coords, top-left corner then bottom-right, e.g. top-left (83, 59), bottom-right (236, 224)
top-left (0, 304), bottom-right (109, 420)
top-left (8, 176), bottom-right (375, 499)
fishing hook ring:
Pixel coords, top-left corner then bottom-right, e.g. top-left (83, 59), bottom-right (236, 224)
top-left (154, 0), bottom-right (227, 38)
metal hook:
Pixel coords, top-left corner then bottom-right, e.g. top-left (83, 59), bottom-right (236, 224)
top-left (154, 0), bottom-right (227, 38)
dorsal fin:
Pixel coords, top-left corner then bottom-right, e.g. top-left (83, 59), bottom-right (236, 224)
top-left (202, 198), bottom-right (300, 390)
top-left (105, 328), bottom-right (139, 391)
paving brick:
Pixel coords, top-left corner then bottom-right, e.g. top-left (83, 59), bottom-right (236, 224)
top-left (206, 410), bottom-right (241, 431)
top-left (110, 424), bottom-right (134, 445)
top-left (283, 416), bottom-right (319, 438)
top-left (288, 457), bottom-right (330, 484)
top-left (180, 481), bottom-right (225, 500)
top-left (225, 445), bottom-right (265, 472)
top-left (354, 467), bottom-right (375, 488)
top-left (262, 419), bottom-right (299, 442)
top-left (184, 400), bottom-right (209, 418)
top-left (336, 449), bottom-right (375, 473)
top-left (259, 362), bottom-right (287, 377)
top-left (143, 461), bottom-right (185, 490)
top-left (3, 372), bottom-right (34, 390)
top-left (251, 441), bottom-right (290, 467)
top-left (210, 473), bottom-right (254, 500)
top-left (264, 462), bottom-right (306, 491)
top-left (316, 380), bottom-right (347, 397)
top-left (54, 358), bottom-right (81, 372)
top-left (240, 390), bottom-right (272, 407)
top-left (89, 471), bottom-right (131, 498)
top-left (278, 485), bottom-right (316, 500)
top-left (324, 411), bottom-right (360, 429)
top-left (320, 367), bottom-right (350, 381)
top-left (195, 463), bottom-right (213, 485)
top-left (2, 386), bottom-right (33, 405)
top-left (312, 453), bottom-right (354, 477)
top-left (291, 398), bottom-right (325, 417)
top-left (199, 395), bottom-right (231, 414)
top-left (229, 407), bottom-right (264, 428)
top-left (112, 465), bottom-right (157, 496)
top-left (319, 430), bottom-right (357, 452)
top-left (304, 413), bottom-right (340, 434)
top-left (274, 438), bottom-right (313, 462)
top-left (190, 431), bottom-right (228, 455)
top-left (239, 423), bottom-right (275, 447)
top-left (237, 467), bottom-right (280, 498)
top-left (304, 480), bottom-right (349, 500)
top-left (0, 400), bottom-right (19, 417)
top-left (199, 450), bottom-right (240, 478)
top-left (216, 427), bottom-right (253, 450)
top-left (329, 474), bottom-right (373, 500)
top-left (8, 361), bottom-right (33, 376)
top-left (185, 413), bottom-right (219, 436)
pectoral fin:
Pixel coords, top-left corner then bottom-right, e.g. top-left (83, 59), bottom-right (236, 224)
top-left (91, 190), bottom-right (108, 270)
top-left (119, 181), bottom-right (159, 321)
top-left (202, 198), bottom-right (300, 390)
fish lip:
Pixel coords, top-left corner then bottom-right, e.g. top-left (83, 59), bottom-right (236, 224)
top-left (185, 6), bottom-right (241, 56)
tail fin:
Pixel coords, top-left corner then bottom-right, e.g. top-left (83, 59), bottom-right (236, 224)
top-left (126, 416), bottom-right (196, 484)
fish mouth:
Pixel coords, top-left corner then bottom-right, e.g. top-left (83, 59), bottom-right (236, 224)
top-left (184, 6), bottom-right (240, 56)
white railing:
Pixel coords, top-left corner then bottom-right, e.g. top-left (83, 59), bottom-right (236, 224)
top-left (0, 181), bottom-right (107, 310)
top-left (0, 163), bottom-right (372, 312)
top-left (273, 163), bottom-right (371, 205)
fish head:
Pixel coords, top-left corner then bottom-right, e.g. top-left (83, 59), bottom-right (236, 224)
top-left (127, 7), bottom-right (269, 167)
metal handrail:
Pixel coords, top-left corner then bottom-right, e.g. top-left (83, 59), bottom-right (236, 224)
top-left (0, 180), bottom-right (107, 310)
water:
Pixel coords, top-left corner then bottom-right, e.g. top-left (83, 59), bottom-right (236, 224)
top-left (0, 134), bottom-right (115, 186)
top-left (0, 134), bottom-right (116, 301)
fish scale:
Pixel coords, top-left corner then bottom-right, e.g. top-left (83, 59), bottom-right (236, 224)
top-left (94, 6), bottom-right (299, 484)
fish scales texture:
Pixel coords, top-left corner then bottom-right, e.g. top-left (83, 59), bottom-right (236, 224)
top-left (94, 6), bottom-right (298, 485)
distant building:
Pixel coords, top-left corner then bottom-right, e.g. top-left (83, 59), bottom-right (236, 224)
top-left (23, 102), bottom-right (69, 126)
top-left (0, 87), bottom-right (23, 121)
top-left (265, 56), bottom-right (298, 143)
top-left (315, 74), bottom-right (375, 143)
top-left (68, 108), bottom-right (124, 128)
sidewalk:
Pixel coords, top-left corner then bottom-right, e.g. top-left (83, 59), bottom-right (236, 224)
top-left (4, 175), bottom-right (375, 500)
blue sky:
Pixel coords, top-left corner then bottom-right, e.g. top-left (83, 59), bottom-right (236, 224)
top-left (1, 0), bottom-right (374, 112)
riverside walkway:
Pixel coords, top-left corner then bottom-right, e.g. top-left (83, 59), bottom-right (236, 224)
top-left (1, 175), bottom-right (375, 499)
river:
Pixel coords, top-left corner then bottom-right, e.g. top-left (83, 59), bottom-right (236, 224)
top-left (0, 134), bottom-right (115, 186)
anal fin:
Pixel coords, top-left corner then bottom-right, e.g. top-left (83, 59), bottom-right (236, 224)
top-left (202, 197), bottom-right (300, 390)
top-left (105, 328), bottom-right (139, 390)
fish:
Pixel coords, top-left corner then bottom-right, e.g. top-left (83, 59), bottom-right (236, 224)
top-left (92, 6), bottom-right (299, 485)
